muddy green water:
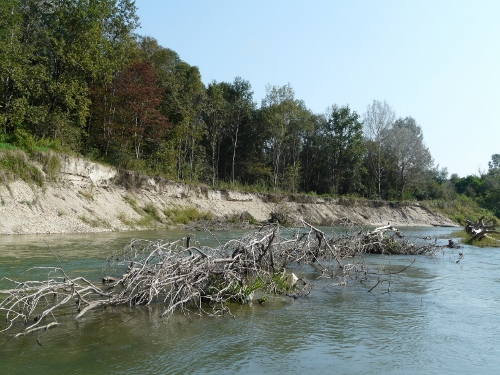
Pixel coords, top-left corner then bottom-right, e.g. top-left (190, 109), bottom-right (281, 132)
top-left (0, 227), bottom-right (499, 374)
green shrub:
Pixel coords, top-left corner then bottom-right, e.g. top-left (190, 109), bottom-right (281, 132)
top-left (423, 196), bottom-right (496, 225)
top-left (118, 212), bottom-right (134, 227)
top-left (79, 215), bottom-right (111, 229)
top-left (0, 143), bottom-right (17, 151)
top-left (36, 152), bottom-right (61, 182)
top-left (163, 205), bottom-right (213, 225)
top-left (0, 150), bottom-right (44, 187)
top-left (12, 129), bottom-right (36, 154)
top-left (79, 189), bottom-right (94, 200)
top-left (143, 202), bottom-right (162, 222)
top-left (123, 194), bottom-right (141, 213)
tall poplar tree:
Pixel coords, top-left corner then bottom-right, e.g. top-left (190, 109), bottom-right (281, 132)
top-left (384, 117), bottom-right (433, 199)
top-left (363, 100), bottom-right (395, 199)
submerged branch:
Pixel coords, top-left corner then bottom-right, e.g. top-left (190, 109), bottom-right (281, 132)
top-left (0, 221), bottom-right (440, 335)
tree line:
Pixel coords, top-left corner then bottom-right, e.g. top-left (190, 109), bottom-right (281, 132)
top-left (1, 0), bottom-right (498, 215)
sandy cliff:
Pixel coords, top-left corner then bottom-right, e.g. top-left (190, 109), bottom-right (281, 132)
top-left (0, 156), bottom-right (458, 234)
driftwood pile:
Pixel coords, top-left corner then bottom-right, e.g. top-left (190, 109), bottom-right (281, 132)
top-left (464, 217), bottom-right (500, 241)
top-left (0, 221), bottom-right (439, 336)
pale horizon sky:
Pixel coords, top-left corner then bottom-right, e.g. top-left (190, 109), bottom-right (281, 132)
top-left (134, 0), bottom-right (499, 178)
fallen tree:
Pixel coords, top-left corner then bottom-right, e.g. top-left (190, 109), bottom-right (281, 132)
top-left (0, 221), bottom-right (439, 336)
top-left (464, 217), bottom-right (500, 241)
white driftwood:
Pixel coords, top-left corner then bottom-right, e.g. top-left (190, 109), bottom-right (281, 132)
top-left (0, 222), bottom-right (438, 335)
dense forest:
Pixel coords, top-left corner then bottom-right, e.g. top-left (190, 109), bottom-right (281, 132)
top-left (0, 0), bottom-right (499, 218)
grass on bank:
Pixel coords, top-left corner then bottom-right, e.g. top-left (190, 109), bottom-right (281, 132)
top-left (422, 195), bottom-right (499, 226)
top-left (163, 205), bottom-right (213, 225)
top-left (2, 137), bottom-right (497, 229)
top-left (464, 235), bottom-right (500, 247)
top-left (451, 226), bottom-right (500, 248)
top-left (0, 150), bottom-right (45, 187)
top-left (0, 148), bottom-right (62, 188)
top-left (121, 194), bottom-right (213, 227)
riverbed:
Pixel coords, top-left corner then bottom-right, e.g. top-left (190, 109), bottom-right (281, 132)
top-left (0, 227), bottom-right (498, 374)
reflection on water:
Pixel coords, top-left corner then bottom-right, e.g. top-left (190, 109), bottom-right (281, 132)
top-left (1, 227), bottom-right (499, 374)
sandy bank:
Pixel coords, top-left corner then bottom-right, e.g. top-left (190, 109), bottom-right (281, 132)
top-left (0, 156), bottom-right (458, 235)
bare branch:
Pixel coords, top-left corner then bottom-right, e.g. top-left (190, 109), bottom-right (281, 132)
top-left (0, 222), bottom-right (439, 336)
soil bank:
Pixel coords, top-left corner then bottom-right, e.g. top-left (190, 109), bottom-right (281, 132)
top-left (0, 156), bottom-right (458, 235)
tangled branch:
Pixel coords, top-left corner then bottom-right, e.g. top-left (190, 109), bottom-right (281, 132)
top-left (465, 217), bottom-right (500, 241)
top-left (0, 222), bottom-right (439, 335)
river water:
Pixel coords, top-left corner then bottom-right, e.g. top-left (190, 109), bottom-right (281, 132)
top-left (0, 227), bottom-right (499, 374)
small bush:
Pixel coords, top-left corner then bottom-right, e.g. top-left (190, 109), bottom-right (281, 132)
top-left (143, 202), bottom-right (162, 222)
top-left (12, 129), bottom-right (36, 154)
top-left (79, 215), bottom-right (111, 229)
top-left (269, 203), bottom-right (295, 226)
top-left (36, 152), bottom-right (61, 182)
top-left (163, 205), bottom-right (213, 225)
top-left (123, 194), bottom-right (141, 214)
top-left (0, 150), bottom-right (44, 187)
top-left (118, 212), bottom-right (135, 227)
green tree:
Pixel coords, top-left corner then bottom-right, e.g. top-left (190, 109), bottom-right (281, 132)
top-left (323, 105), bottom-right (365, 195)
top-left (300, 114), bottom-right (328, 193)
top-left (166, 63), bottom-right (206, 181)
top-left (488, 154), bottom-right (500, 176)
top-left (137, 37), bottom-right (208, 181)
top-left (384, 117), bottom-right (433, 199)
top-left (225, 77), bottom-right (255, 184)
top-left (1, 0), bottom-right (138, 151)
top-left (363, 100), bottom-right (395, 199)
top-left (0, 0), bottom-right (27, 136)
top-left (203, 81), bottom-right (229, 186)
top-left (261, 84), bottom-right (311, 191)
top-left (483, 154), bottom-right (500, 217)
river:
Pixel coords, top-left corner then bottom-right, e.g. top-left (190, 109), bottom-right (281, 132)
top-left (0, 227), bottom-right (499, 374)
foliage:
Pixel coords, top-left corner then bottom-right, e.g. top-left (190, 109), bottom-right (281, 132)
top-left (1, 1), bottom-right (498, 217)
top-left (0, 0), bottom-right (138, 150)
top-left (0, 150), bottom-right (44, 187)
top-left (422, 195), bottom-right (496, 225)
top-left (447, 154), bottom-right (500, 219)
top-left (383, 117), bottom-right (433, 200)
top-left (463, 235), bottom-right (500, 248)
top-left (362, 100), bottom-right (396, 199)
top-left (260, 84), bottom-right (313, 192)
top-left (163, 205), bottom-right (213, 225)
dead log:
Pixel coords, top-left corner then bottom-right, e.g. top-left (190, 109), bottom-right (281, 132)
top-left (464, 217), bottom-right (500, 241)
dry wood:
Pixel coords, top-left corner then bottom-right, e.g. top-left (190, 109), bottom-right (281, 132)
top-left (465, 217), bottom-right (500, 241)
top-left (0, 221), bottom-right (439, 335)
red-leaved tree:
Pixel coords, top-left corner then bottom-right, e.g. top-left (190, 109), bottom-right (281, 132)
top-left (113, 61), bottom-right (170, 160)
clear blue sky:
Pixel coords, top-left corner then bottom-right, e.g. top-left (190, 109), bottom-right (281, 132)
top-left (134, 0), bottom-right (499, 178)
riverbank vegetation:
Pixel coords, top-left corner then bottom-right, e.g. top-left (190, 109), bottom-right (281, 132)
top-left (1, 1), bottom-right (499, 223)
top-left (0, 222), bottom-right (442, 336)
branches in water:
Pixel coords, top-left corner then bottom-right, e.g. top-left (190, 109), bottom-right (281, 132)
top-left (0, 222), bottom-right (439, 335)
top-left (465, 217), bottom-right (500, 242)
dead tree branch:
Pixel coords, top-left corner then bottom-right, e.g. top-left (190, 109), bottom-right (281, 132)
top-left (0, 222), bottom-right (439, 335)
top-left (465, 217), bottom-right (500, 241)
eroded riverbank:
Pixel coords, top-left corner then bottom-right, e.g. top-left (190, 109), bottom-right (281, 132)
top-left (0, 156), bottom-right (458, 235)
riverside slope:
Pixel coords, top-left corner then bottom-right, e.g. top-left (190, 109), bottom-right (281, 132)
top-left (0, 156), bottom-right (458, 235)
